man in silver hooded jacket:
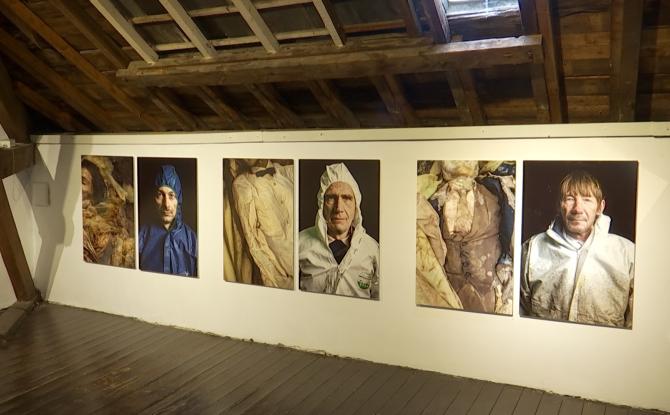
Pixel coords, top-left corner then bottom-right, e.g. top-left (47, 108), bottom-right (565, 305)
top-left (521, 170), bottom-right (635, 328)
top-left (299, 162), bottom-right (380, 299)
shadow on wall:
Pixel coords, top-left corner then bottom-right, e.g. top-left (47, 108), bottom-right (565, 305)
top-left (25, 141), bottom-right (89, 298)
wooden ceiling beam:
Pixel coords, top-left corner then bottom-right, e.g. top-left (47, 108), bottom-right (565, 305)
top-left (0, 57), bottom-right (28, 142)
top-left (0, 27), bottom-right (114, 131)
top-left (14, 81), bottom-right (89, 132)
top-left (50, 0), bottom-right (130, 68)
top-left (147, 88), bottom-right (201, 131)
top-left (118, 35), bottom-right (543, 87)
top-left (194, 86), bottom-right (251, 130)
top-left (308, 80), bottom-right (360, 128)
top-left (0, 167), bottom-right (39, 301)
top-left (446, 70), bottom-right (485, 125)
top-left (159, 0), bottom-right (216, 58)
top-left (529, 64), bottom-right (551, 123)
top-left (535, 0), bottom-right (566, 123)
top-left (397, 0), bottom-right (421, 36)
top-left (609, 0), bottom-right (644, 122)
top-left (90, 0), bottom-right (159, 63)
top-left (246, 83), bottom-right (305, 128)
top-left (517, 0), bottom-right (539, 34)
top-left (420, 0), bottom-right (450, 43)
top-left (1, 0), bottom-right (165, 131)
top-left (371, 75), bottom-right (418, 126)
top-left (231, 0), bottom-right (280, 53)
top-left (130, 0), bottom-right (312, 25)
top-left (312, 0), bottom-right (345, 47)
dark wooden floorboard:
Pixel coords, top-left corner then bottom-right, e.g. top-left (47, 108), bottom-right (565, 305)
top-left (445, 378), bottom-right (485, 415)
top-left (490, 385), bottom-right (524, 415)
top-left (583, 401), bottom-right (607, 415)
top-left (0, 304), bottom-right (666, 415)
top-left (376, 370), bottom-right (430, 415)
top-left (536, 393), bottom-right (564, 415)
top-left (513, 388), bottom-right (544, 415)
top-left (467, 381), bottom-right (504, 414)
top-left (559, 397), bottom-right (585, 415)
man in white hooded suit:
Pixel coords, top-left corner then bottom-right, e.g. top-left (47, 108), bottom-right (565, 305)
top-left (299, 162), bottom-right (380, 299)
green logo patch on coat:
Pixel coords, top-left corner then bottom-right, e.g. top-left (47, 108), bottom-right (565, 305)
top-left (357, 280), bottom-right (370, 290)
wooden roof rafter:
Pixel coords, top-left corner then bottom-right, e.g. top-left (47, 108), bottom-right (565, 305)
top-left (246, 83), bottom-right (305, 128)
top-left (446, 69), bottom-right (485, 125)
top-left (231, 0), bottom-right (280, 53)
top-left (420, 0), bottom-right (451, 43)
top-left (0, 27), bottom-right (115, 131)
top-left (0, 0), bottom-right (165, 131)
top-left (609, 0), bottom-right (644, 122)
top-left (158, 0), bottom-right (216, 58)
top-left (194, 86), bottom-right (252, 130)
top-left (90, 0), bottom-right (159, 63)
top-left (307, 79), bottom-right (360, 128)
top-left (13, 81), bottom-right (89, 132)
top-left (371, 74), bottom-right (419, 126)
top-left (312, 0), bottom-right (345, 47)
top-left (129, 0), bottom-right (313, 25)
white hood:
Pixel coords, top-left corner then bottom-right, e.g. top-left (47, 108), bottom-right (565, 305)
top-left (314, 162), bottom-right (364, 242)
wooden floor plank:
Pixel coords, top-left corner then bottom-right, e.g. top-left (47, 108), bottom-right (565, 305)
top-left (420, 374), bottom-right (466, 415)
top-left (0, 323), bottom-right (173, 414)
top-left (296, 360), bottom-right (381, 414)
top-left (352, 366), bottom-right (413, 414)
top-left (282, 359), bottom-right (367, 414)
top-left (213, 350), bottom-right (319, 414)
top-left (490, 385), bottom-right (524, 415)
top-left (536, 393), bottom-right (564, 415)
top-left (97, 337), bottom-right (239, 413)
top-left (330, 362), bottom-right (399, 414)
top-left (242, 355), bottom-right (343, 415)
top-left (513, 388), bottom-right (544, 415)
top-left (467, 382), bottom-right (504, 414)
top-left (0, 317), bottom-right (150, 399)
top-left (560, 397), bottom-right (585, 415)
top-left (0, 304), bottom-right (666, 415)
top-left (138, 342), bottom-right (276, 414)
top-left (605, 406), bottom-right (632, 415)
top-left (583, 401), bottom-right (607, 415)
top-left (376, 370), bottom-right (431, 415)
top-left (444, 378), bottom-right (485, 415)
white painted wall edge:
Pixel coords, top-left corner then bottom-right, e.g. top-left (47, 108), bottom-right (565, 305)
top-left (32, 121), bottom-right (670, 145)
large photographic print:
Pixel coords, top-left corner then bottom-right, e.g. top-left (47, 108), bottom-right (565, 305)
top-left (81, 155), bottom-right (135, 269)
top-left (521, 161), bottom-right (637, 328)
top-left (138, 157), bottom-right (198, 278)
top-left (223, 159), bottom-right (294, 290)
top-left (298, 159), bottom-right (380, 300)
top-left (416, 160), bottom-right (515, 315)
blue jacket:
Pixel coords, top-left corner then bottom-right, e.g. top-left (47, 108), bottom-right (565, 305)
top-left (139, 165), bottom-right (198, 277)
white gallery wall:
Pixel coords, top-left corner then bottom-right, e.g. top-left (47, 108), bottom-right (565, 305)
top-left (12, 123), bottom-right (670, 412)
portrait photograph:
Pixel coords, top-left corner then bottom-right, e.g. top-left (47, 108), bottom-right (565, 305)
top-left (521, 161), bottom-right (638, 328)
top-left (298, 159), bottom-right (380, 300)
top-left (416, 160), bottom-right (516, 315)
top-left (223, 158), bottom-right (294, 290)
top-left (81, 155), bottom-right (135, 269)
top-left (137, 157), bottom-right (198, 278)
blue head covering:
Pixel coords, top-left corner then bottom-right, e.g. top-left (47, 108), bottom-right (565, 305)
top-left (154, 165), bottom-right (183, 205)
top-left (154, 165), bottom-right (183, 228)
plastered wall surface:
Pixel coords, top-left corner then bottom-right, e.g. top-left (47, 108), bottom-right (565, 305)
top-left (23, 124), bottom-right (670, 412)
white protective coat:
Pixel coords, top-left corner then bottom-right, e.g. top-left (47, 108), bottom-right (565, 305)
top-left (299, 163), bottom-right (380, 299)
top-left (521, 214), bottom-right (635, 328)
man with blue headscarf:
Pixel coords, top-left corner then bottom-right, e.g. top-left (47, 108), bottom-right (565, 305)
top-left (139, 165), bottom-right (198, 277)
